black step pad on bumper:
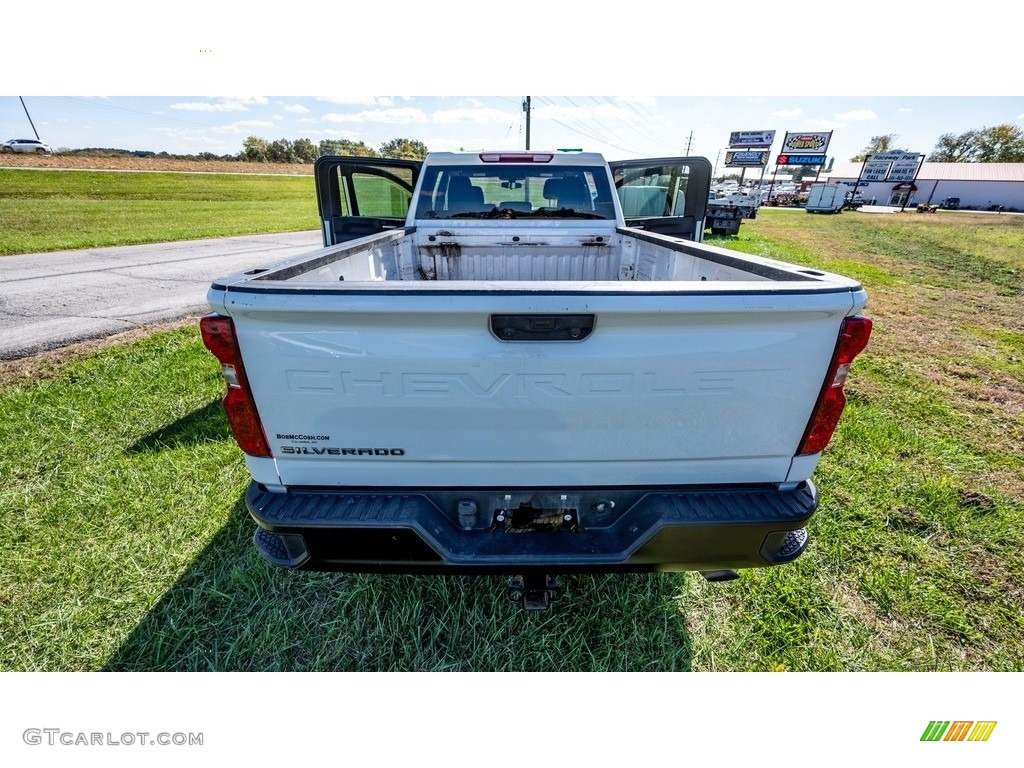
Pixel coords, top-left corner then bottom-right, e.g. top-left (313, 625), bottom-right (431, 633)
top-left (246, 481), bottom-right (817, 573)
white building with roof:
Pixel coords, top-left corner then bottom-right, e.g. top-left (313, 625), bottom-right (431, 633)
top-left (823, 162), bottom-right (1024, 211)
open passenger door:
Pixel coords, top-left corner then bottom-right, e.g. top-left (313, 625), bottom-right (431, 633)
top-left (314, 156), bottom-right (422, 246)
top-left (609, 157), bottom-right (712, 242)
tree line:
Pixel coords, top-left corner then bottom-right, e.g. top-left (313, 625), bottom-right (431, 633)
top-left (852, 124), bottom-right (1024, 163)
top-left (240, 136), bottom-right (429, 163)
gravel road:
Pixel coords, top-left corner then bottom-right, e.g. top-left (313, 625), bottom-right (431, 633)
top-left (0, 230), bottom-right (322, 360)
top-left (2, 154), bottom-right (321, 360)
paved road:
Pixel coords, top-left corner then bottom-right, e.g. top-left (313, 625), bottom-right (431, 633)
top-left (0, 231), bottom-right (322, 360)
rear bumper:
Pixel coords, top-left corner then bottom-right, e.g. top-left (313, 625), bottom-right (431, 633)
top-left (245, 480), bottom-right (818, 574)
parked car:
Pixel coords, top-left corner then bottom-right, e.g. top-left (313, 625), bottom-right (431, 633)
top-left (938, 197), bottom-right (960, 210)
top-left (1, 138), bottom-right (52, 154)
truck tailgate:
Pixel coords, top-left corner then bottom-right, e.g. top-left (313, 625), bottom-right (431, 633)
top-left (212, 286), bottom-right (862, 489)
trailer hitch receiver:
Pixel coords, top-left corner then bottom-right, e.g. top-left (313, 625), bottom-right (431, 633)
top-left (508, 574), bottom-right (562, 611)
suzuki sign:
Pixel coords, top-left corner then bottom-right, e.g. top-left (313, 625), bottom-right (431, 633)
top-left (776, 154), bottom-right (828, 166)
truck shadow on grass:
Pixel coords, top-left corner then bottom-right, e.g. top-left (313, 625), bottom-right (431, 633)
top-left (104, 497), bottom-right (694, 672)
top-left (127, 400), bottom-right (228, 453)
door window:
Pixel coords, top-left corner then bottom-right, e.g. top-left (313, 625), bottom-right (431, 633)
top-left (340, 167), bottom-right (416, 218)
top-left (614, 166), bottom-right (691, 218)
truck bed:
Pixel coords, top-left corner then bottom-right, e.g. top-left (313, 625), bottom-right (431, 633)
top-left (233, 225), bottom-right (824, 285)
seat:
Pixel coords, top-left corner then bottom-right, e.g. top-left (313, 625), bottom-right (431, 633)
top-left (618, 185), bottom-right (668, 218)
top-left (444, 176), bottom-right (485, 212)
top-left (542, 177), bottom-right (593, 211)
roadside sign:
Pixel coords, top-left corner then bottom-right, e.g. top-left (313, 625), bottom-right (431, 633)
top-left (869, 151), bottom-right (918, 162)
top-left (887, 156), bottom-right (923, 182)
top-left (728, 130), bottom-right (775, 148)
top-left (781, 132), bottom-right (832, 154)
top-left (725, 150), bottom-right (769, 167)
top-left (862, 161), bottom-right (891, 181)
top-left (777, 154), bottom-right (828, 166)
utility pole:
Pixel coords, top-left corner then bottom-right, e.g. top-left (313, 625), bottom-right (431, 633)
top-left (522, 97), bottom-right (531, 150)
top-left (685, 131), bottom-right (693, 154)
top-left (20, 97), bottom-right (40, 141)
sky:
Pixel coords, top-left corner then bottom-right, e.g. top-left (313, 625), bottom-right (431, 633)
top-left (4, 95), bottom-right (1022, 172)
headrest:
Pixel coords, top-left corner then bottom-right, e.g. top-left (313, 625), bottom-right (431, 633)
top-left (542, 178), bottom-right (565, 199)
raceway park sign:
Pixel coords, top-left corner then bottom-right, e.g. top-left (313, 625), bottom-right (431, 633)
top-left (725, 150), bottom-right (770, 167)
top-left (728, 130), bottom-right (775, 148)
top-left (781, 132), bottom-right (832, 154)
top-left (863, 152), bottom-right (924, 182)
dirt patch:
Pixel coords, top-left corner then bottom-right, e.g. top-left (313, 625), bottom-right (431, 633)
top-left (962, 547), bottom-right (1024, 611)
top-left (0, 317), bottom-right (201, 389)
top-left (0, 153), bottom-right (313, 175)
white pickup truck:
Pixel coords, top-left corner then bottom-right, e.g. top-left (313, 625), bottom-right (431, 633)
top-left (202, 150), bottom-right (871, 607)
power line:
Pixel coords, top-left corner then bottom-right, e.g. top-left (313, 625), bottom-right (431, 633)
top-left (611, 97), bottom-right (683, 149)
top-left (603, 97), bottom-right (686, 152)
top-left (584, 96), bottom-right (683, 155)
top-left (564, 96), bottom-right (631, 148)
top-left (34, 96), bottom-right (221, 129)
top-left (533, 96), bottom-right (646, 155)
top-left (533, 96), bottom-right (688, 156)
top-left (553, 96), bottom-right (623, 147)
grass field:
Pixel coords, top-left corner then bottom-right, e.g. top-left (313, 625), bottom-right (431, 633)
top-left (1, 206), bottom-right (1022, 671)
top-left (0, 169), bottom-right (319, 255)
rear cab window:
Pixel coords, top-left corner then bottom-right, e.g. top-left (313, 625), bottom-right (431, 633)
top-left (413, 164), bottom-right (616, 220)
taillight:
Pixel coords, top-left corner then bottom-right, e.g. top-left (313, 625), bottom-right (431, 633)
top-left (796, 315), bottom-right (872, 456)
top-left (199, 314), bottom-right (272, 458)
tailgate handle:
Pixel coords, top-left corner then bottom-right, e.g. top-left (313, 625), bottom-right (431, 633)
top-left (491, 314), bottom-right (595, 342)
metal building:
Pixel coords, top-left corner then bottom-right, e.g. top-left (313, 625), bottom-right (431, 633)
top-left (824, 162), bottom-right (1024, 211)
